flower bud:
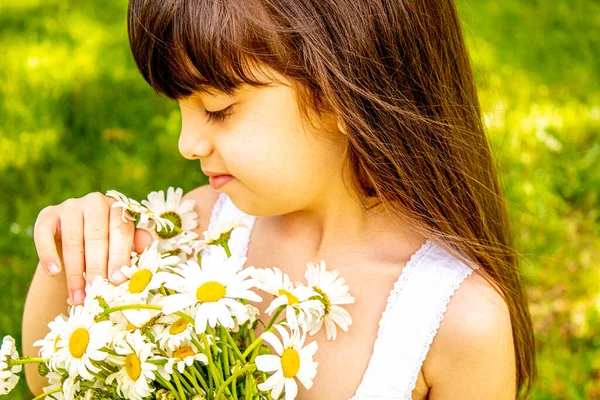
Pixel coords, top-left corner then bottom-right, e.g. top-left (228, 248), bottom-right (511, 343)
top-left (37, 362), bottom-right (49, 377)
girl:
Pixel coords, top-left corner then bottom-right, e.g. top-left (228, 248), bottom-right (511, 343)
top-left (23, 0), bottom-right (536, 398)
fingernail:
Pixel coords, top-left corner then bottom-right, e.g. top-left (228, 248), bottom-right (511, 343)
top-left (111, 270), bottom-right (126, 283)
top-left (73, 290), bottom-right (85, 304)
top-left (47, 263), bottom-right (59, 274)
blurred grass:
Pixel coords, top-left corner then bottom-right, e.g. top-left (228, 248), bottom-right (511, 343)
top-left (0, 0), bottom-right (598, 399)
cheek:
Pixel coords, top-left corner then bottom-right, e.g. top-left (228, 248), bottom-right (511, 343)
top-left (220, 83), bottom-right (344, 215)
top-left (226, 132), bottom-right (333, 216)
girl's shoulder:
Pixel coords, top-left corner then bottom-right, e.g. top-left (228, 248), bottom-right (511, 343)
top-left (423, 268), bottom-right (516, 397)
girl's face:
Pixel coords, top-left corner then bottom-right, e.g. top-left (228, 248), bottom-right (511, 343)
top-left (177, 69), bottom-right (349, 217)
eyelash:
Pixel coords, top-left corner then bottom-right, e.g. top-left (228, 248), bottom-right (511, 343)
top-left (204, 105), bottom-right (234, 124)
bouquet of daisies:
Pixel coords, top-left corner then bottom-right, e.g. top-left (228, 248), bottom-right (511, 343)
top-left (1, 188), bottom-right (354, 400)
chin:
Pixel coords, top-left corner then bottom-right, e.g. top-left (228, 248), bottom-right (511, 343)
top-left (228, 193), bottom-right (293, 217)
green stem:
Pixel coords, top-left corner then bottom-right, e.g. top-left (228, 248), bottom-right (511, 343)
top-left (171, 370), bottom-right (187, 400)
top-left (183, 368), bottom-right (204, 395)
top-left (264, 306), bottom-right (285, 331)
top-left (101, 304), bottom-right (194, 324)
top-left (9, 357), bottom-right (45, 366)
top-left (222, 328), bottom-right (246, 361)
top-left (175, 370), bottom-right (194, 395)
top-left (155, 374), bottom-right (181, 400)
top-left (205, 327), bottom-right (225, 382)
top-left (214, 364), bottom-right (256, 400)
top-left (32, 387), bottom-right (62, 400)
top-left (242, 336), bottom-right (264, 360)
top-left (245, 371), bottom-right (252, 400)
top-left (200, 333), bottom-right (229, 396)
top-left (220, 329), bottom-right (231, 392)
top-left (160, 285), bottom-right (169, 296)
top-left (221, 240), bottom-right (232, 258)
top-left (192, 366), bottom-right (210, 393)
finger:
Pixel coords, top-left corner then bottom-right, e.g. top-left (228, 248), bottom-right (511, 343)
top-left (60, 201), bottom-right (86, 305)
top-left (82, 193), bottom-right (110, 287)
top-left (107, 199), bottom-right (135, 284)
top-left (133, 229), bottom-right (153, 253)
top-left (33, 206), bottom-right (62, 276)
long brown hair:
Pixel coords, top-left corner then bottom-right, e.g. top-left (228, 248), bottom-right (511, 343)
top-left (127, 0), bottom-right (536, 396)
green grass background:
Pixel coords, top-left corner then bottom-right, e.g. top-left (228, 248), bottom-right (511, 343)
top-left (0, 0), bottom-right (598, 398)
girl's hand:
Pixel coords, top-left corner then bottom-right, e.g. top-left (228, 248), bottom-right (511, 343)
top-left (32, 192), bottom-right (153, 305)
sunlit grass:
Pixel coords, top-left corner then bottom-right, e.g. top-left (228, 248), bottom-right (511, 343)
top-left (1, 0), bottom-right (598, 399)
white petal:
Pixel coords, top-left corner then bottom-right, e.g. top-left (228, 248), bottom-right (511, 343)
top-left (271, 376), bottom-right (285, 399)
top-left (260, 331), bottom-right (284, 356)
top-left (262, 368), bottom-right (284, 390)
top-left (284, 378), bottom-right (298, 400)
top-left (255, 354), bottom-right (281, 373)
top-left (162, 294), bottom-right (196, 314)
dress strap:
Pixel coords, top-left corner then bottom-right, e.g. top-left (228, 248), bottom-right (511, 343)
top-left (202, 192), bottom-right (256, 259)
top-left (351, 241), bottom-right (478, 400)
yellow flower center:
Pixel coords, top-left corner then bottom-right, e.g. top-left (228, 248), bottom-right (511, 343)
top-left (196, 281), bottom-right (226, 302)
top-left (53, 335), bottom-right (60, 351)
top-left (173, 346), bottom-right (195, 360)
top-left (281, 348), bottom-right (300, 378)
top-left (68, 328), bottom-right (89, 358)
top-left (126, 321), bottom-right (138, 331)
top-left (169, 318), bottom-right (189, 335)
top-left (277, 289), bottom-right (300, 305)
top-left (129, 269), bottom-right (153, 294)
top-left (125, 353), bottom-right (142, 380)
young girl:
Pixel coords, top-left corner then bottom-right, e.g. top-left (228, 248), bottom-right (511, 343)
top-left (23, 0), bottom-right (536, 398)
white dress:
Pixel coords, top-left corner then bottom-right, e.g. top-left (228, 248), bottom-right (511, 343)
top-left (203, 193), bottom-right (479, 400)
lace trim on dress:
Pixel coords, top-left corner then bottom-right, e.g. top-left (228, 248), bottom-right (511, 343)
top-left (238, 215), bottom-right (256, 260)
top-left (404, 262), bottom-right (476, 399)
top-left (208, 192), bottom-right (228, 231)
top-left (349, 239), bottom-right (435, 400)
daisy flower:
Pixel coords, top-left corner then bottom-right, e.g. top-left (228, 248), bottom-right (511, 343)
top-left (161, 253), bottom-right (262, 334)
top-left (231, 303), bottom-right (260, 333)
top-left (40, 371), bottom-right (65, 400)
top-left (117, 241), bottom-right (179, 298)
top-left (154, 307), bottom-right (196, 353)
top-left (304, 260), bottom-right (355, 340)
top-left (162, 230), bottom-right (201, 262)
top-left (106, 189), bottom-right (174, 234)
top-left (192, 216), bottom-right (250, 256)
top-left (252, 268), bottom-right (324, 330)
top-left (62, 376), bottom-right (81, 400)
top-left (33, 314), bottom-right (68, 366)
top-left (0, 336), bottom-right (22, 395)
top-left (141, 187), bottom-right (198, 239)
top-left (52, 306), bottom-right (114, 381)
top-left (106, 330), bottom-right (158, 400)
top-left (255, 324), bottom-right (319, 400)
top-left (82, 275), bottom-right (120, 316)
top-left (110, 293), bottom-right (165, 334)
top-left (157, 339), bottom-right (208, 379)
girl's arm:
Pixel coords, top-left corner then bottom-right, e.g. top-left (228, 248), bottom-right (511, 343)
top-left (22, 184), bottom-right (220, 396)
top-left (22, 262), bottom-right (70, 396)
top-left (423, 271), bottom-right (517, 399)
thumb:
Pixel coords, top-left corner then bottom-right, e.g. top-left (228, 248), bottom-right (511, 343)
top-left (133, 229), bottom-right (154, 254)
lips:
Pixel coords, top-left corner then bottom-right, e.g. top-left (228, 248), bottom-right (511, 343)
top-left (208, 175), bottom-right (234, 190)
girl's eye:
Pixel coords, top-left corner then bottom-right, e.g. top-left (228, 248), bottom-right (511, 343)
top-left (204, 105), bottom-right (234, 124)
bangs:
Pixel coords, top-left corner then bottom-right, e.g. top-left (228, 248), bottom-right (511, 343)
top-left (127, 0), bottom-right (284, 99)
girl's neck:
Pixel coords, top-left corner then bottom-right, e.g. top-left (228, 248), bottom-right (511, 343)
top-left (263, 184), bottom-right (426, 262)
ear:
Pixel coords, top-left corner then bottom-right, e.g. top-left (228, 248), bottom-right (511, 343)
top-left (337, 118), bottom-right (348, 136)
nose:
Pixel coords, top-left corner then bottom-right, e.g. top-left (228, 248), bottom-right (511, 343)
top-left (178, 123), bottom-right (214, 160)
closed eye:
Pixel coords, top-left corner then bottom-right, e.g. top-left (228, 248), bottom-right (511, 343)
top-left (204, 105), bottom-right (234, 124)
